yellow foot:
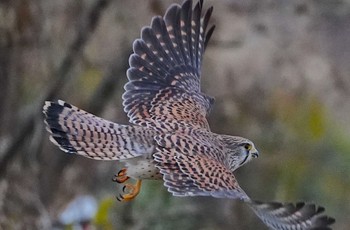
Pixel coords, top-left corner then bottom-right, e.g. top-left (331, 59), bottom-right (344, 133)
top-left (112, 168), bottom-right (129, 183)
top-left (117, 179), bottom-right (142, 202)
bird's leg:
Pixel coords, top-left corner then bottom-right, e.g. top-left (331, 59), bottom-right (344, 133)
top-left (112, 168), bottom-right (129, 183)
top-left (117, 179), bottom-right (142, 202)
top-left (113, 168), bottom-right (142, 201)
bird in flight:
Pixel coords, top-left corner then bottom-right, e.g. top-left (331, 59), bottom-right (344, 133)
top-left (43, 0), bottom-right (335, 229)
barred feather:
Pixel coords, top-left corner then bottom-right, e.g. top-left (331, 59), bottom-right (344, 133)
top-left (248, 201), bottom-right (335, 230)
top-left (43, 100), bottom-right (156, 160)
top-left (123, 0), bottom-right (215, 127)
top-left (154, 132), bottom-right (250, 200)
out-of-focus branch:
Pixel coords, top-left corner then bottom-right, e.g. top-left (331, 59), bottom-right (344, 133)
top-left (43, 0), bottom-right (111, 101)
top-left (0, 34), bottom-right (11, 137)
top-left (86, 47), bottom-right (130, 114)
top-left (0, 0), bottom-right (111, 177)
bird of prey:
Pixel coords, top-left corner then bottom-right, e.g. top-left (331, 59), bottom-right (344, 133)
top-left (43, 0), bottom-right (335, 229)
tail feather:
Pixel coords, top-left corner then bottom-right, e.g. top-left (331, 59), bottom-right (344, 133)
top-left (43, 100), bottom-right (156, 160)
top-left (248, 200), bottom-right (335, 230)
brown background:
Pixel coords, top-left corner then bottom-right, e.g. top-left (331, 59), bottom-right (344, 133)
top-left (1, 0), bottom-right (349, 229)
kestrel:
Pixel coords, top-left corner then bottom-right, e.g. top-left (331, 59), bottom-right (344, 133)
top-left (43, 0), bottom-right (335, 229)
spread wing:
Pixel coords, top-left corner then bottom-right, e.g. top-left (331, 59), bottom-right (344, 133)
top-left (153, 131), bottom-right (335, 229)
top-left (153, 132), bottom-right (250, 200)
top-left (123, 0), bottom-right (215, 131)
top-left (248, 201), bottom-right (335, 230)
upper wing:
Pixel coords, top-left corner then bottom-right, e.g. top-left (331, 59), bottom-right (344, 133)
top-left (153, 132), bottom-right (250, 200)
top-left (123, 0), bottom-right (215, 131)
top-left (153, 131), bottom-right (335, 229)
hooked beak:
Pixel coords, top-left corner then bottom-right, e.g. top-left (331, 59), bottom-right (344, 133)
top-left (251, 151), bottom-right (259, 158)
top-left (250, 145), bottom-right (259, 158)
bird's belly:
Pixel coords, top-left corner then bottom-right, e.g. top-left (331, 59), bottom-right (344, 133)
top-left (122, 157), bottom-right (162, 180)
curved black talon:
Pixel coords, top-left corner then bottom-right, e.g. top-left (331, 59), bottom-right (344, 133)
top-left (116, 194), bottom-right (124, 202)
top-left (122, 185), bottom-right (127, 193)
top-left (117, 169), bottom-right (124, 175)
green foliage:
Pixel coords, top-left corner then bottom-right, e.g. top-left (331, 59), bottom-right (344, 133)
top-left (271, 92), bottom-right (327, 141)
top-left (94, 197), bottom-right (115, 230)
top-left (307, 100), bottom-right (326, 140)
top-left (269, 90), bottom-right (350, 225)
top-left (76, 67), bottom-right (103, 99)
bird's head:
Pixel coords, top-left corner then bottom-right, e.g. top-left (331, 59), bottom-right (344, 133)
top-left (221, 135), bottom-right (259, 172)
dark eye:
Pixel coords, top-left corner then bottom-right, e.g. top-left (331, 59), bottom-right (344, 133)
top-left (244, 143), bottom-right (252, 151)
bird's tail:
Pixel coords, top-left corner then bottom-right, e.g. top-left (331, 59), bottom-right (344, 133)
top-left (43, 100), bottom-right (156, 160)
top-left (247, 200), bottom-right (335, 230)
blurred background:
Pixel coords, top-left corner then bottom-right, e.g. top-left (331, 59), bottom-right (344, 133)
top-left (1, 0), bottom-right (349, 229)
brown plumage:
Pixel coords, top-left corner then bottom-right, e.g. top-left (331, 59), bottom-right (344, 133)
top-left (43, 0), bottom-right (335, 229)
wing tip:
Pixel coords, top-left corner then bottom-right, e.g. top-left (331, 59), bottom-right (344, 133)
top-left (250, 200), bottom-right (335, 229)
